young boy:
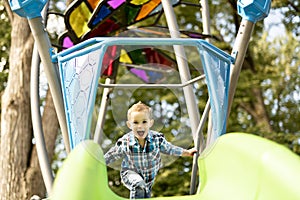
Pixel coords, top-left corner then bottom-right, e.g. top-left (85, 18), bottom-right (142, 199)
top-left (104, 101), bottom-right (196, 199)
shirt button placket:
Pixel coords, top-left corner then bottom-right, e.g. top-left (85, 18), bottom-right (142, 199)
top-left (143, 151), bottom-right (147, 179)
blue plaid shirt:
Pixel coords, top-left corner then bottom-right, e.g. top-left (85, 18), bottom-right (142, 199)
top-left (104, 130), bottom-right (184, 191)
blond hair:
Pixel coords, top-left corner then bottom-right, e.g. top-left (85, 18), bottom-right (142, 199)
top-left (127, 101), bottom-right (152, 120)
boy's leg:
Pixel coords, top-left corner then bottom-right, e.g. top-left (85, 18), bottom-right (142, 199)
top-left (144, 186), bottom-right (152, 198)
top-left (122, 170), bottom-right (149, 199)
top-left (134, 185), bottom-right (146, 199)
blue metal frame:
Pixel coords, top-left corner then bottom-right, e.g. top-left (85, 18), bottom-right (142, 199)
top-left (9, 0), bottom-right (47, 19)
top-left (237, 0), bottom-right (271, 23)
top-left (53, 37), bottom-right (235, 62)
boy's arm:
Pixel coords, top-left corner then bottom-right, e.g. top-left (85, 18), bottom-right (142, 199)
top-left (104, 140), bottom-right (124, 165)
top-left (159, 134), bottom-right (197, 156)
top-left (159, 136), bottom-right (184, 156)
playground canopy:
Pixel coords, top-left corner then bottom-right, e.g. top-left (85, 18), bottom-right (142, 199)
top-left (53, 37), bottom-right (233, 149)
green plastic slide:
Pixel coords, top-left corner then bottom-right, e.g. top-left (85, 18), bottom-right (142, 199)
top-left (51, 133), bottom-right (300, 200)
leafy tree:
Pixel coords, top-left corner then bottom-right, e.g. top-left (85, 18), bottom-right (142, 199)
top-left (0, 2), bottom-right (10, 95)
top-left (272, 0), bottom-right (299, 36)
top-left (231, 32), bottom-right (300, 153)
top-left (225, 1), bottom-right (300, 154)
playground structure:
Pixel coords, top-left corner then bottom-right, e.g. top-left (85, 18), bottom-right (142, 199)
top-left (8, 0), bottom-right (300, 199)
top-left (51, 133), bottom-right (300, 199)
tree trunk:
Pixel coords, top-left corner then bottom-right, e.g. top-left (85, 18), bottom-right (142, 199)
top-left (0, 14), bottom-right (34, 199)
top-left (26, 90), bottom-right (59, 198)
top-left (42, 89), bottom-right (59, 162)
top-left (251, 87), bottom-right (273, 133)
top-left (0, 8), bottom-right (60, 199)
top-left (238, 57), bottom-right (273, 134)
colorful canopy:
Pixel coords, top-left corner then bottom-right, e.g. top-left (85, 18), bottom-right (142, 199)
top-left (56, 0), bottom-right (216, 84)
top-left (59, 0), bottom-right (181, 45)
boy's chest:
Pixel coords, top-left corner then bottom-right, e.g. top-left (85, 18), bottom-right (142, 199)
top-left (128, 141), bottom-right (160, 161)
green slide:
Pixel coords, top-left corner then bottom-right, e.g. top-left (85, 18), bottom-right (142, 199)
top-left (51, 133), bottom-right (300, 200)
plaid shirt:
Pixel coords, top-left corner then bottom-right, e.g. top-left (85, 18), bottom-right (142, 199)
top-left (104, 130), bottom-right (184, 192)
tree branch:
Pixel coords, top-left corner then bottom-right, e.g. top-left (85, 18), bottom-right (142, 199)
top-left (3, 0), bottom-right (14, 23)
top-left (239, 101), bottom-right (257, 118)
top-left (288, 0), bottom-right (300, 12)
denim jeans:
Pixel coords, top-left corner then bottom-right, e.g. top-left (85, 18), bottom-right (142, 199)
top-left (122, 170), bottom-right (152, 199)
top-left (134, 185), bottom-right (151, 199)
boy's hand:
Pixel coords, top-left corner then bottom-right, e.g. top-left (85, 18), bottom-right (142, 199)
top-left (182, 148), bottom-right (197, 156)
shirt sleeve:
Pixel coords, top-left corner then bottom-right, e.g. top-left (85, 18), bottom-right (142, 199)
top-left (104, 138), bottom-right (125, 165)
top-left (158, 134), bottom-right (184, 156)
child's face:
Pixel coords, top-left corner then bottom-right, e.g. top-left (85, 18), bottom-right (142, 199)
top-left (127, 111), bottom-right (154, 141)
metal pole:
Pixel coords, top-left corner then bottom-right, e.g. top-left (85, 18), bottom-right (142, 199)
top-left (226, 0), bottom-right (271, 122)
top-left (28, 17), bottom-right (70, 153)
top-left (189, 99), bottom-right (210, 194)
top-left (201, 0), bottom-right (211, 43)
top-left (190, 0), bottom-right (211, 194)
top-left (200, 0), bottom-right (213, 146)
top-left (161, 0), bottom-right (200, 141)
top-left (227, 19), bottom-right (255, 119)
top-left (94, 78), bottom-right (113, 144)
top-left (31, 44), bottom-right (54, 194)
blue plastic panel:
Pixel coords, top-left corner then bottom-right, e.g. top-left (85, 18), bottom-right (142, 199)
top-left (199, 44), bottom-right (231, 141)
top-left (57, 47), bottom-right (105, 149)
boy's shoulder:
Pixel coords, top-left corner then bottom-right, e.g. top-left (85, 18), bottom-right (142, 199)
top-left (114, 132), bottom-right (132, 146)
top-left (118, 132), bottom-right (132, 141)
top-left (149, 130), bottom-right (165, 140)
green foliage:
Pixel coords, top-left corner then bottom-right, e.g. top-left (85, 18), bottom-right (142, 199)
top-left (153, 156), bottom-right (193, 197)
top-left (0, 2), bottom-right (10, 93)
top-left (228, 30), bottom-right (300, 154)
top-left (272, 0), bottom-right (300, 36)
top-left (52, 133), bottom-right (68, 175)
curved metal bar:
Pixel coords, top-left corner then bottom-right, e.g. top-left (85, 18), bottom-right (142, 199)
top-left (53, 38), bottom-right (234, 64)
top-left (190, 98), bottom-right (210, 194)
top-left (97, 74), bottom-right (205, 89)
top-left (29, 4), bottom-right (54, 195)
top-left (31, 42), bottom-right (54, 194)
